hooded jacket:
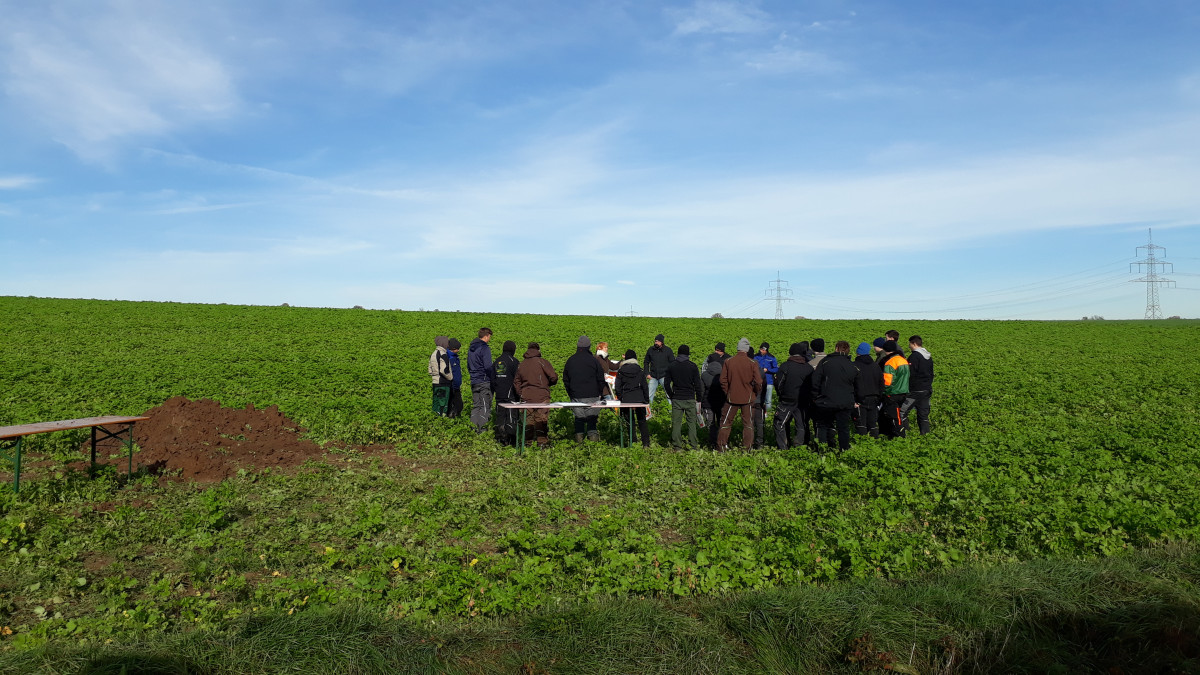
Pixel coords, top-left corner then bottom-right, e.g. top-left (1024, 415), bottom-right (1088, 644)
top-left (492, 351), bottom-right (520, 402)
top-left (514, 347), bottom-right (558, 403)
top-left (428, 336), bottom-right (452, 386)
top-left (719, 351), bottom-right (763, 406)
top-left (467, 338), bottom-right (494, 384)
top-left (774, 354), bottom-right (814, 407)
top-left (812, 352), bottom-right (859, 410)
top-left (665, 355), bottom-right (702, 402)
top-left (564, 347), bottom-right (605, 399)
top-left (907, 347), bottom-right (934, 392)
top-left (615, 358), bottom-right (649, 404)
top-left (643, 343), bottom-right (675, 379)
top-left (448, 350), bottom-right (463, 388)
top-left (853, 354), bottom-right (884, 400)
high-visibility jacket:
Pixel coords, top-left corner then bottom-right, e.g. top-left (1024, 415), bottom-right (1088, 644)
top-left (881, 353), bottom-right (910, 396)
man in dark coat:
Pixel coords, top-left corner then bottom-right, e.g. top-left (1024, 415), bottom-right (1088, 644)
top-left (563, 335), bottom-right (605, 442)
top-left (716, 338), bottom-right (763, 450)
top-left (903, 335), bottom-right (934, 435)
top-left (773, 343), bottom-right (813, 449)
top-left (664, 344), bottom-right (703, 450)
top-left (467, 328), bottom-right (495, 434)
top-left (614, 349), bottom-right (651, 447)
top-left (852, 342), bottom-right (884, 437)
top-left (701, 343), bottom-right (729, 447)
top-left (491, 340), bottom-right (521, 445)
top-left (514, 342), bottom-right (558, 448)
top-left (643, 334), bottom-right (674, 415)
top-left (811, 341), bottom-right (859, 451)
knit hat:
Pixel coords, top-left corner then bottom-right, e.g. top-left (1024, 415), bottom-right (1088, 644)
top-left (678, 344), bottom-right (690, 356)
top-left (872, 337), bottom-right (887, 349)
top-left (811, 338), bottom-right (825, 352)
top-left (789, 342), bottom-right (805, 356)
top-left (654, 333), bottom-right (665, 343)
top-left (737, 337), bottom-right (751, 352)
top-left (883, 340), bottom-right (898, 353)
top-left (624, 348), bottom-right (637, 360)
top-left (760, 341), bottom-right (769, 350)
top-left (856, 342), bottom-right (871, 356)
top-left (447, 338), bottom-right (461, 350)
top-left (715, 342), bottom-right (726, 352)
top-left (503, 340), bottom-right (516, 354)
top-left (578, 335), bottom-right (591, 349)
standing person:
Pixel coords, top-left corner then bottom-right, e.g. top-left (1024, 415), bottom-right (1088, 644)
top-left (773, 343), bottom-right (813, 449)
top-left (754, 343), bottom-right (780, 410)
top-left (514, 342), bottom-right (558, 448)
top-left (467, 328), bottom-right (495, 434)
top-left (811, 341), bottom-right (859, 451)
top-left (643, 334), bottom-right (674, 417)
top-left (853, 342), bottom-right (884, 437)
top-left (665, 344), bottom-right (703, 450)
top-left (903, 335), bottom-right (934, 435)
top-left (428, 336), bottom-right (453, 416)
top-left (564, 335), bottom-right (605, 443)
top-left (872, 337), bottom-right (888, 365)
top-left (702, 343), bottom-right (729, 448)
top-left (595, 341), bottom-right (617, 401)
top-left (614, 349), bottom-right (651, 448)
top-left (716, 338), bottom-right (763, 450)
top-left (879, 340), bottom-right (910, 439)
top-left (808, 338), bottom-right (827, 371)
top-left (446, 338), bottom-right (464, 418)
top-left (885, 330), bottom-right (905, 356)
top-left (491, 340), bottom-right (521, 446)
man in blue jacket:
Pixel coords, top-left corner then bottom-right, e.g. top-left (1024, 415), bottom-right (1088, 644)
top-left (754, 342), bottom-right (779, 410)
top-left (467, 328), bottom-right (495, 434)
top-left (447, 338), bottom-right (464, 419)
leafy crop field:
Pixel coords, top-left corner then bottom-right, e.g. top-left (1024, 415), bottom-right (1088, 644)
top-left (1, 297), bottom-right (1199, 665)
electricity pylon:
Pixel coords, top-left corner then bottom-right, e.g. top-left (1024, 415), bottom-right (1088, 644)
top-left (1130, 228), bottom-right (1175, 319)
top-left (764, 272), bottom-right (793, 320)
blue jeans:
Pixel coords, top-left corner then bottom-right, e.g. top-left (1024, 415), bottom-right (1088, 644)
top-left (647, 377), bottom-right (666, 404)
top-left (762, 384), bottom-right (774, 409)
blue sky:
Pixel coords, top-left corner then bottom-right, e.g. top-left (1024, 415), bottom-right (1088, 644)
top-left (2, 0), bottom-right (1198, 319)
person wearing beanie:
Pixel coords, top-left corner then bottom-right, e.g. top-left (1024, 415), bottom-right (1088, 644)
top-left (514, 342), bottom-right (559, 448)
top-left (664, 344), bottom-right (703, 450)
top-left (717, 337), bottom-right (763, 450)
top-left (772, 342), bottom-right (814, 449)
top-left (879, 340), bottom-right (910, 439)
top-left (642, 334), bottom-right (674, 416)
top-left (428, 336), bottom-right (453, 416)
top-left (872, 337), bottom-right (888, 365)
top-left (811, 341), bottom-right (859, 451)
top-left (700, 343), bottom-right (730, 444)
top-left (809, 338), bottom-right (827, 371)
top-left (614, 348), bottom-right (651, 448)
top-left (491, 339), bottom-right (522, 445)
top-left (853, 341), bottom-right (884, 437)
top-left (564, 335), bottom-right (605, 442)
top-left (754, 342), bottom-right (780, 411)
top-left (446, 338), bottom-right (464, 418)
top-left (902, 335), bottom-right (934, 435)
top-left (467, 328), bottom-right (495, 434)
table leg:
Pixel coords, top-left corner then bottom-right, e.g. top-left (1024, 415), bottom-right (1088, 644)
top-left (518, 409), bottom-right (527, 456)
top-left (90, 426), bottom-right (97, 476)
top-left (125, 425), bottom-right (134, 476)
top-left (10, 436), bottom-right (23, 494)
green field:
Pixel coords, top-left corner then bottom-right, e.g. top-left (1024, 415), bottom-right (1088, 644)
top-left (2, 297), bottom-right (1199, 672)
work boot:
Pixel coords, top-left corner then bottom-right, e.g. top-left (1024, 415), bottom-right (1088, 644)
top-left (586, 431), bottom-right (600, 442)
top-left (574, 433), bottom-right (585, 444)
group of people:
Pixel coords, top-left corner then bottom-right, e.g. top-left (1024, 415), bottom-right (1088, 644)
top-left (428, 328), bottom-right (934, 452)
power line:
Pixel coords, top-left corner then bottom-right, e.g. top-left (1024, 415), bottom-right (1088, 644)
top-left (1130, 228), bottom-right (1175, 319)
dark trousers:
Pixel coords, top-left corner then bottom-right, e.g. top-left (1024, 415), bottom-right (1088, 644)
top-left (447, 387), bottom-right (463, 418)
top-left (902, 391), bottom-right (931, 435)
top-left (432, 385), bottom-right (451, 416)
top-left (880, 394), bottom-right (908, 439)
top-left (773, 403), bottom-right (806, 449)
top-left (716, 403), bottom-right (754, 449)
top-left (494, 404), bottom-right (519, 445)
top-left (815, 406), bottom-right (853, 450)
top-left (625, 408), bottom-right (650, 447)
top-left (470, 382), bottom-right (492, 432)
top-left (671, 399), bottom-right (699, 449)
top-left (854, 395), bottom-right (880, 437)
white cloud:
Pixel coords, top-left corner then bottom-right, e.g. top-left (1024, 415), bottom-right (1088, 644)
top-left (0, 175), bottom-right (39, 189)
top-left (617, 280), bottom-right (635, 285)
top-left (0, 2), bottom-right (238, 159)
top-left (669, 1), bottom-right (771, 36)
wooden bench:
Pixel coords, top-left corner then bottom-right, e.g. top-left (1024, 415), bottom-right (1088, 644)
top-left (0, 416), bottom-right (150, 493)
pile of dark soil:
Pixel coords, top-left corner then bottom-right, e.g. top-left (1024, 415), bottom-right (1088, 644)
top-left (119, 396), bottom-right (328, 482)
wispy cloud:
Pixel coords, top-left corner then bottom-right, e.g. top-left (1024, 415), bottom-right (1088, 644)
top-left (0, 175), bottom-right (39, 189)
top-left (0, 2), bottom-right (238, 160)
top-left (668, 1), bottom-right (772, 36)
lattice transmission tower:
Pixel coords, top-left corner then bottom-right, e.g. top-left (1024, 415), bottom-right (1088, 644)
top-left (1130, 228), bottom-right (1175, 319)
top-left (764, 271), bottom-right (793, 320)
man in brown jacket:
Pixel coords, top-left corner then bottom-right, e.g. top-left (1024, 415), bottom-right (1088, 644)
top-left (514, 342), bottom-right (558, 447)
top-left (716, 337), bottom-right (763, 450)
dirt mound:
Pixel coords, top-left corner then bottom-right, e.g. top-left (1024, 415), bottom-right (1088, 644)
top-left (121, 397), bottom-right (328, 482)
